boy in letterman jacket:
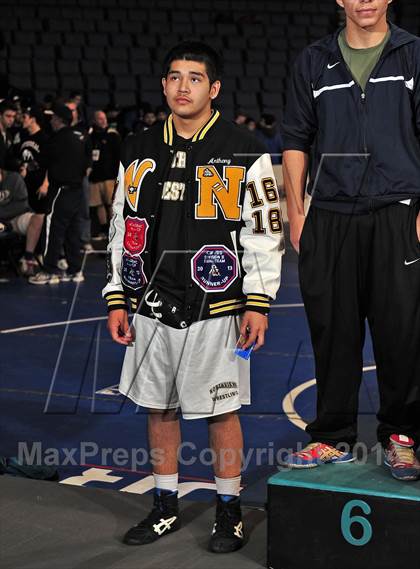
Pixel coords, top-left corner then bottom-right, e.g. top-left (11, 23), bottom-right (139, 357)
top-left (282, 0), bottom-right (420, 480)
top-left (103, 42), bottom-right (284, 552)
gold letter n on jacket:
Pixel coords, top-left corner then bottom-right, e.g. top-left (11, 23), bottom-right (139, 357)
top-left (195, 165), bottom-right (245, 220)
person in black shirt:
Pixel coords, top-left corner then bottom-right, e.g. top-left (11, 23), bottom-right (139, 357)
top-left (8, 99), bottom-right (25, 162)
top-left (88, 110), bottom-right (120, 239)
top-left (20, 106), bottom-right (49, 209)
top-left (18, 106), bottom-right (49, 275)
top-left (29, 103), bottom-right (90, 285)
top-left (0, 169), bottom-right (40, 275)
top-left (0, 100), bottom-right (17, 170)
top-left (67, 100), bottom-right (93, 251)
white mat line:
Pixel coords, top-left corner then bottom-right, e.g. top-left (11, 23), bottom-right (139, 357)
top-left (0, 316), bottom-right (108, 334)
top-left (0, 304), bottom-right (304, 334)
top-left (282, 365), bottom-right (378, 431)
top-left (272, 303), bottom-right (304, 308)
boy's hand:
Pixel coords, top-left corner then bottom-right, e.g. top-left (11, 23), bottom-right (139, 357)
top-left (240, 311), bottom-right (268, 351)
top-left (107, 309), bottom-right (133, 345)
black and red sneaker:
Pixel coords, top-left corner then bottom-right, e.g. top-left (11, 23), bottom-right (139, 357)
top-left (384, 434), bottom-right (420, 481)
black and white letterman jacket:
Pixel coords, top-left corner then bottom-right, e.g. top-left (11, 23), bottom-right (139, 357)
top-left (102, 111), bottom-right (284, 325)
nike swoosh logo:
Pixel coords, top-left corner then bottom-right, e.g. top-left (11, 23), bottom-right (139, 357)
top-left (327, 62), bottom-right (340, 69)
top-left (404, 258), bottom-right (420, 266)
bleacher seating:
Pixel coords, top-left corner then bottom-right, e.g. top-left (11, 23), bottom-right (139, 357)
top-left (0, 0), bottom-right (344, 118)
top-left (398, 0), bottom-right (420, 35)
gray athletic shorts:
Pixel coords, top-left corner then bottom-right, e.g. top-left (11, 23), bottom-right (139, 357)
top-left (10, 212), bottom-right (33, 235)
top-left (119, 314), bottom-right (251, 419)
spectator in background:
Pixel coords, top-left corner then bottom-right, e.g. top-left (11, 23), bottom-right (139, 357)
top-left (68, 90), bottom-right (88, 128)
top-left (0, 100), bottom-right (17, 169)
top-left (234, 109), bottom-right (247, 127)
top-left (88, 110), bottom-right (120, 240)
top-left (28, 103), bottom-right (90, 285)
top-left (155, 106), bottom-right (168, 123)
top-left (245, 117), bottom-right (257, 132)
top-left (0, 168), bottom-right (39, 275)
top-left (9, 97), bottom-right (25, 152)
top-left (42, 94), bottom-right (54, 112)
top-left (105, 105), bottom-right (121, 133)
top-left (66, 100), bottom-right (87, 135)
top-left (133, 106), bottom-right (157, 134)
top-left (66, 99), bottom-right (93, 252)
top-left (69, 91), bottom-right (82, 107)
top-left (255, 113), bottom-right (283, 165)
top-left (18, 105), bottom-right (49, 275)
top-left (143, 109), bottom-right (157, 129)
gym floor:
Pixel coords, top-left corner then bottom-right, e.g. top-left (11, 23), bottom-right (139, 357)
top-left (0, 228), bottom-right (383, 568)
top-left (0, 231), bottom-right (380, 498)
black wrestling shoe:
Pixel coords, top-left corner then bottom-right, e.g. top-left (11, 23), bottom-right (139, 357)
top-left (123, 490), bottom-right (180, 545)
top-left (208, 496), bottom-right (244, 553)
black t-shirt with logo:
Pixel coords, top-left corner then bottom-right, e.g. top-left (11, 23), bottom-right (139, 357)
top-left (19, 130), bottom-right (49, 195)
top-left (19, 130), bottom-right (49, 213)
top-left (153, 134), bottom-right (190, 304)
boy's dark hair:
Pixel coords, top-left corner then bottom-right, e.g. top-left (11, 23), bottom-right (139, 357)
top-left (162, 41), bottom-right (223, 84)
top-left (0, 100), bottom-right (17, 114)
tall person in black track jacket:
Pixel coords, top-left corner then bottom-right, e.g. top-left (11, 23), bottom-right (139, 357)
top-left (104, 42), bottom-right (284, 553)
top-left (281, 0), bottom-right (420, 481)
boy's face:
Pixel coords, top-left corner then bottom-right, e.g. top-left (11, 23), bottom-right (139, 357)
top-left (162, 59), bottom-right (220, 119)
top-left (66, 102), bottom-right (78, 126)
top-left (94, 111), bottom-right (108, 129)
top-left (0, 109), bottom-right (16, 129)
top-left (22, 113), bottom-right (34, 130)
top-left (50, 115), bottom-right (63, 131)
top-left (336, 0), bottom-right (391, 29)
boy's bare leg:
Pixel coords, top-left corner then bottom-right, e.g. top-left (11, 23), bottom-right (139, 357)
top-left (148, 409), bottom-right (181, 474)
top-left (208, 412), bottom-right (243, 478)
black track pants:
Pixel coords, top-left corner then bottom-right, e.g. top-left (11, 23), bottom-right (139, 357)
top-left (43, 186), bottom-right (84, 274)
top-left (299, 201), bottom-right (420, 448)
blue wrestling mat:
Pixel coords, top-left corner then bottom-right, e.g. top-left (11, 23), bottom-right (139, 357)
top-left (0, 242), bottom-right (379, 502)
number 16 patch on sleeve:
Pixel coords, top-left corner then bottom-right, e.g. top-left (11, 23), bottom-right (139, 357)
top-left (191, 245), bottom-right (238, 292)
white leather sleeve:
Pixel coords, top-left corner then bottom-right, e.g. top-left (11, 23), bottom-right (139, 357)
top-left (240, 153), bottom-right (285, 302)
top-left (102, 161), bottom-right (127, 305)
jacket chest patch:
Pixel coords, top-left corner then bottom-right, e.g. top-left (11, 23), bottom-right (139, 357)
top-left (191, 245), bottom-right (238, 292)
top-left (124, 158), bottom-right (156, 211)
top-left (121, 253), bottom-right (147, 290)
top-left (124, 217), bottom-right (149, 255)
top-left (161, 181), bottom-right (185, 201)
top-left (195, 165), bottom-right (245, 221)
